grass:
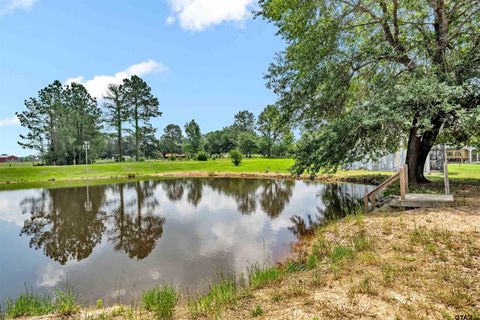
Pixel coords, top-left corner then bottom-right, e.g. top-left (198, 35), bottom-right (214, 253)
top-left (0, 158), bottom-right (294, 189)
top-left (1, 158), bottom-right (479, 191)
top-left (250, 305), bottom-right (264, 317)
top-left (3, 284), bottom-right (78, 318)
top-left (247, 265), bottom-right (283, 289)
top-left (142, 285), bottom-right (178, 320)
top-left (3, 289), bottom-right (54, 318)
top-left (187, 276), bottom-right (239, 319)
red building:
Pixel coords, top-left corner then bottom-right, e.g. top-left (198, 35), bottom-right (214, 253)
top-left (0, 154), bottom-right (19, 163)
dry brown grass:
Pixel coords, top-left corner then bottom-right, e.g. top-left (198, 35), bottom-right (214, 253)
top-left (211, 205), bottom-right (480, 320)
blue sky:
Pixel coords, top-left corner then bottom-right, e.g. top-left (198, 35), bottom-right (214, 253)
top-left (0, 0), bottom-right (283, 156)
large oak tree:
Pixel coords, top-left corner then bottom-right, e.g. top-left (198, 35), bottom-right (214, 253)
top-left (258, 0), bottom-right (480, 185)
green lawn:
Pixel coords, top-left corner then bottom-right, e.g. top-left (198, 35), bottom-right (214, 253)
top-left (0, 159), bottom-right (478, 191)
top-left (0, 158), bottom-right (294, 184)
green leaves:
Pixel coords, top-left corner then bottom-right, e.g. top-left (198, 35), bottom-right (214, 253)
top-left (258, 0), bottom-right (480, 175)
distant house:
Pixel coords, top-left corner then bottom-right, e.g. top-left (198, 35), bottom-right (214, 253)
top-left (0, 154), bottom-right (19, 163)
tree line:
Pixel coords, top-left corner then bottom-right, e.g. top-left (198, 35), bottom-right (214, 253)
top-left (17, 76), bottom-right (294, 165)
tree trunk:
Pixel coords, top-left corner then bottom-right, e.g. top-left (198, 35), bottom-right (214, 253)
top-left (117, 119), bottom-right (123, 162)
top-left (405, 114), bottom-right (444, 186)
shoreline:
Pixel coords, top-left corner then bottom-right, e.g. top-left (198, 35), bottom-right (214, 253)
top-left (0, 170), bottom-right (389, 191)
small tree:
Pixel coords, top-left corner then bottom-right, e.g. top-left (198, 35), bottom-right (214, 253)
top-left (237, 132), bottom-right (258, 157)
top-left (184, 119), bottom-right (202, 156)
top-left (229, 149), bottom-right (243, 166)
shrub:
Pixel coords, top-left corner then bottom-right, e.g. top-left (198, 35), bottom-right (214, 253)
top-left (229, 149), bottom-right (243, 166)
top-left (196, 151), bottom-right (208, 161)
top-left (142, 285), bottom-right (178, 320)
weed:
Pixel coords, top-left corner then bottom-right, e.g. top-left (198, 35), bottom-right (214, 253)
top-left (329, 246), bottom-right (354, 264)
top-left (142, 285), bottom-right (178, 320)
top-left (381, 264), bottom-right (396, 286)
top-left (3, 287), bottom-right (54, 318)
top-left (285, 261), bottom-right (306, 273)
top-left (310, 272), bottom-right (325, 287)
top-left (271, 293), bottom-right (282, 302)
top-left (306, 253), bottom-right (319, 270)
top-left (96, 298), bottom-right (103, 309)
top-left (251, 305), bottom-right (264, 317)
top-left (352, 229), bottom-right (371, 251)
top-left (437, 287), bottom-right (474, 308)
top-left (357, 276), bottom-right (378, 296)
top-left (188, 276), bottom-right (238, 318)
top-left (54, 285), bottom-right (78, 316)
top-left (248, 265), bottom-right (282, 289)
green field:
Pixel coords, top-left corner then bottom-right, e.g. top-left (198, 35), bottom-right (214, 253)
top-left (0, 159), bottom-right (479, 191)
top-left (0, 158), bottom-right (293, 185)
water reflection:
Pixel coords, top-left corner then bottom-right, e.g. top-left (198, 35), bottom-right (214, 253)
top-left (20, 186), bottom-right (107, 265)
top-left (0, 178), bottom-right (374, 304)
top-left (288, 184), bottom-right (363, 237)
top-left (18, 180), bottom-right (366, 264)
top-left (108, 182), bottom-right (165, 260)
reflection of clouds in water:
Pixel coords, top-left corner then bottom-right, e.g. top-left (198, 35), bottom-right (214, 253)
top-left (0, 179), bottom-right (373, 305)
top-left (110, 288), bottom-right (127, 299)
top-left (0, 189), bottom-right (42, 226)
top-left (36, 263), bottom-right (66, 288)
top-left (150, 270), bottom-right (162, 281)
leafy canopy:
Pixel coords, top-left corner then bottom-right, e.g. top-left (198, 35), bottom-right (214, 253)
top-left (257, 0), bottom-right (480, 173)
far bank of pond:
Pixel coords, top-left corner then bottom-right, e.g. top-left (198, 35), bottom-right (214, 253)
top-left (0, 158), bottom-right (395, 191)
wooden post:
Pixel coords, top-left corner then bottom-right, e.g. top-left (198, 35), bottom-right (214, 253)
top-left (404, 164), bottom-right (409, 194)
top-left (364, 195), bottom-right (369, 212)
top-left (444, 162), bottom-right (450, 195)
top-left (400, 166), bottom-right (406, 200)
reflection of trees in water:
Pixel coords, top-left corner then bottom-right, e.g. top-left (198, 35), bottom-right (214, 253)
top-left (20, 185), bottom-right (107, 265)
top-left (18, 178), bottom-right (301, 263)
top-left (108, 181), bottom-right (165, 260)
top-left (288, 184), bottom-right (362, 238)
top-left (162, 179), bottom-right (185, 201)
top-left (259, 180), bottom-right (294, 218)
top-left (203, 179), bottom-right (293, 216)
top-left (186, 179), bottom-right (203, 207)
top-left (204, 178), bottom-right (260, 214)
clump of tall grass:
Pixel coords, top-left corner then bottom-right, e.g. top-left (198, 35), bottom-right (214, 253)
top-left (247, 264), bottom-right (282, 289)
top-left (3, 283), bottom-right (78, 319)
top-left (3, 288), bottom-right (54, 318)
top-left (54, 283), bottom-right (78, 316)
top-left (142, 285), bottom-right (178, 320)
top-left (188, 275), bottom-right (239, 318)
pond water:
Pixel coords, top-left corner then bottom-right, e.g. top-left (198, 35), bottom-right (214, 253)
top-left (0, 178), bottom-right (373, 305)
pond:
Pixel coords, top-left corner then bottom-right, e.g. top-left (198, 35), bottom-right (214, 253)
top-left (0, 178), bottom-right (373, 305)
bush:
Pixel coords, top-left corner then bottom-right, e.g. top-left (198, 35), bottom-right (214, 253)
top-left (229, 149), bottom-right (242, 166)
top-left (196, 151), bottom-right (208, 161)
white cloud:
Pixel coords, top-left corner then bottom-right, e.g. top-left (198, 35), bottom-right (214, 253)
top-left (167, 0), bottom-right (255, 31)
top-left (0, 0), bottom-right (37, 17)
top-left (65, 60), bottom-right (167, 100)
top-left (0, 116), bottom-right (20, 128)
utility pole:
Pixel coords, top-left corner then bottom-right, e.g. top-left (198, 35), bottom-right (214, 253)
top-left (83, 141), bottom-right (90, 165)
